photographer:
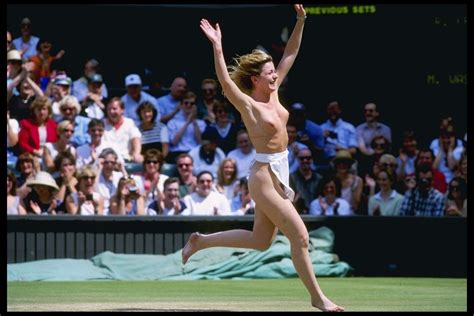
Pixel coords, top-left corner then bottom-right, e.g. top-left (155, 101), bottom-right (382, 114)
top-left (400, 164), bottom-right (445, 217)
top-left (109, 177), bottom-right (145, 215)
top-left (65, 165), bottom-right (104, 215)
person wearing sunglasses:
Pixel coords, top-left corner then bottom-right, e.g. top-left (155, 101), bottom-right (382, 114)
top-left (444, 177), bottom-right (466, 217)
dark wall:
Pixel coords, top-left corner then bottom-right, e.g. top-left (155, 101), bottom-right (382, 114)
top-left (7, 4), bottom-right (467, 149)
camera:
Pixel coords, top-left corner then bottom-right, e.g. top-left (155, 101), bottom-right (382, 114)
top-left (85, 193), bottom-right (94, 201)
top-left (128, 185), bottom-right (138, 193)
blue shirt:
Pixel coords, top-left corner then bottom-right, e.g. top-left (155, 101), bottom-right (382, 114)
top-left (304, 119), bottom-right (325, 149)
top-left (59, 115), bottom-right (91, 147)
top-left (320, 118), bottom-right (358, 159)
top-left (121, 91), bottom-right (158, 126)
top-left (156, 93), bottom-right (180, 121)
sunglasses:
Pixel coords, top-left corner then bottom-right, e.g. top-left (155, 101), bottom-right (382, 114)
top-left (374, 143), bottom-right (386, 148)
top-left (450, 185), bottom-right (460, 191)
top-left (298, 156), bottom-right (312, 161)
top-left (82, 176), bottom-right (95, 180)
top-left (63, 129), bottom-right (74, 133)
top-left (145, 160), bottom-right (158, 165)
top-left (103, 160), bottom-right (116, 165)
top-left (202, 88), bottom-right (215, 93)
top-left (199, 179), bottom-right (212, 184)
top-left (178, 163), bottom-right (191, 168)
top-left (183, 101), bottom-right (195, 106)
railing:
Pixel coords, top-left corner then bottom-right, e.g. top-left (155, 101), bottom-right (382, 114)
top-left (7, 215), bottom-right (467, 277)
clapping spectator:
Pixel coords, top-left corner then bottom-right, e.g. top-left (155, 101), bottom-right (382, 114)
top-left (53, 151), bottom-right (78, 214)
top-left (444, 177), bottom-right (467, 217)
top-left (15, 152), bottom-right (40, 199)
top-left (21, 171), bottom-right (59, 215)
top-left (7, 169), bottom-right (27, 215)
top-left (215, 158), bottom-right (240, 203)
top-left (208, 100), bottom-right (240, 154)
top-left (147, 177), bottom-right (186, 215)
top-left (66, 165), bottom-right (104, 215)
top-left (157, 76), bottom-right (188, 124)
top-left (368, 169), bottom-right (404, 216)
top-left (76, 119), bottom-right (114, 169)
top-left (230, 178), bottom-right (255, 215)
top-left (182, 171), bottom-right (231, 215)
top-left (396, 130), bottom-right (419, 183)
top-left (309, 175), bottom-right (351, 216)
top-left (196, 78), bottom-right (220, 125)
top-left (109, 177), bottom-right (145, 216)
top-left (8, 72), bottom-right (43, 121)
top-left (136, 101), bottom-right (169, 157)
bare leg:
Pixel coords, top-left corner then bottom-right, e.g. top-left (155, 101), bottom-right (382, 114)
top-left (248, 163), bottom-right (344, 312)
top-left (182, 205), bottom-right (278, 264)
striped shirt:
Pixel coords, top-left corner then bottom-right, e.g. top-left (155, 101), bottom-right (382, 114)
top-left (139, 122), bottom-right (169, 146)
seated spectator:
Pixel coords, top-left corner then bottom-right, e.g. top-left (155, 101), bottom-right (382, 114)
top-left (332, 150), bottom-right (363, 214)
top-left (227, 130), bottom-right (256, 180)
top-left (147, 177), bottom-right (187, 215)
top-left (456, 151), bottom-right (467, 185)
top-left (309, 175), bottom-right (351, 216)
top-left (121, 74), bottom-right (158, 126)
top-left (215, 158), bottom-right (240, 203)
top-left (400, 165), bottom-right (445, 216)
top-left (132, 149), bottom-right (169, 208)
top-left (42, 120), bottom-right (77, 173)
top-left (196, 78), bottom-right (220, 125)
top-left (28, 38), bottom-right (65, 87)
top-left (53, 151), bottom-right (78, 214)
top-left (7, 109), bottom-right (20, 166)
top-left (66, 165), bottom-right (104, 215)
top-left (286, 121), bottom-right (310, 174)
top-left (289, 148), bottom-right (323, 214)
top-left (76, 119), bottom-right (117, 170)
top-left (414, 148), bottom-right (447, 194)
top-left (18, 95), bottom-right (58, 157)
top-left (72, 58), bottom-right (108, 103)
top-left (7, 169), bottom-right (27, 215)
top-left (7, 49), bottom-right (26, 101)
top-left (136, 101), bottom-right (169, 157)
top-left (358, 135), bottom-right (391, 178)
top-left (368, 169), bottom-right (404, 216)
top-left (15, 152), bottom-right (40, 199)
top-left (103, 97), bottom-right (143, 163)
top-left (21, 171), bottom-right (59, 215)
top-left (167, 91), bottom-right (206, 163)
top-left (48, 73), bottom-right (73, 121)
top-left (175, 153), bottom-right (197, 198)
top-left (444, 177), bottom-right (467, 217)
top-left (109, 177), bottom-right (146, 216)
top-left (96, 148), bottom-right (128, 215)
top-left (356, 102), bottom-right (392, 157)
top-left (230, 178), bottom-right (255, 215)
top-left (157, 76), bottom-right (188, 124)
top-left (80, 73), bottom-right (106, 119)
top-left (8, 73), bottom-right (43, 121)
top-left (181, 171), bottom-right (231, 216)
top-left (432, 123), bottom-right (463, 185)
top-left (188, 127), bottom-right (226, 179)
top-left (396, 130), bottom-right (419, 183)
top-left (12, 17), bottom-right (40, 60)
top-left (208, 100), bottom-right (240, 154)
top-left (56, 95), bottom-right (91, 147)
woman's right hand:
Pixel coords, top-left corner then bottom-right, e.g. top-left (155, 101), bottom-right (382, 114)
top-left (200, 19), bottom-right (222, 45)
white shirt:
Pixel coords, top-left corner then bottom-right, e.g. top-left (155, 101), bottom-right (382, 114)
top-left (133, 174), bottom-right (169, 208)
top-left (7, 118), bottom-right (19, 148)
top-left (309, 197), bottom-right (352, 216)
top-left (97, 171), bottom-right (124, 215)
top-left (227, 148), bottom-right (256, 180)
top-left (103, 117), bottom-right (141, 161)
top-left (182, 191), bottom-right (231, 216)
top-left (189, 145), bottom-right (226, 179)
top-left (76, 139), bottom-right (121, 170)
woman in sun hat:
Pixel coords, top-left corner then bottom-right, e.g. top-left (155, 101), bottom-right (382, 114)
top-left (21, 171), bottom-right (59, 215)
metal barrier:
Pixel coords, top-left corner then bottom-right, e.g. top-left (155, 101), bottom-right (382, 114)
top-left (7, 215), bottom-right (467, 277)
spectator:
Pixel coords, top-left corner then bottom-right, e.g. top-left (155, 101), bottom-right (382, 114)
top-left (12, 17), bottom-right (40, 60)
top-left (96, 148), bottom-right (128, 215)
top-left (444, 177), bottom-right (467, 217)
top-left (432, 123), bottom-right (463, 185)
top-left (456, 151), bottom-right (467, 184)
top-left (356, 102), bottom-right (392, 157)
top-left (157, 76), bottom-right (188, 124)
top-left (7, 109), bottom-right (20, 165)
top-left (286, 121), bottom-right (311, 174)
top-left (133, 149), bottom-right (169, 208)
top-left (230, 177), bottom-right (255, 215)
top-left (109, 177), bottom-right (146, 216)
top-left (18, 95), bottom-right (58, 157)
top-left (121, 74), bottom-right (158, 125)
top-left (56, 95), bottom-right (91, 147)
top-left (196, 78), bottom-right (222, 125)
top-left (175, 153), bottom-right (197, 198)
top-left (396, 130), bottom-right (419, 183)
top-left (7, 50), bottom-right (37, 102)
top-left (415, 148), bottom-right (447, 194)
top-left (103, 97), bottom-right (143, 163)
top-left (7, 169), bottom-right (27, 215)
top-left (368, 169), bottom-right (404, 216)
top-left (188, 127), bottom-right (226, 179)
top-left (320, 100), bottom-right (358, 161)
top-left (15, 152), bottom-right (40, 199)
top-left (53, 151), bottom-right (78, 214)
top-left (66, 165), bottom-right (104, 215)
top-left (400, 165), bottom-right (445, 216)
top-left (7, 30), bottom-right (14, 52)
top-left (167, 91), bottom-right (206, 163)
top-left (48, 73), bottom-right (73, 120)
top-left (309, 175), bottom-right (351, 216)
top-left (358, 135), bottom-right (392, 178)
top-left (182, 171), bottom-right (231, 215)
top-left (76, 119), bottom-right (116, 170)
top-left (136, 101), bottom-right (169, 157)
top-left (42, 120), bottom-right (77, 173)
top-left (147, 177), bottom-right (186, 215)
top-left (227, 129), bottom-right (256, 180)
top-left (8, 72), bottom-right (43, 121)
top-left (80, 73), bottom-right (106, 119)
top-left (208, 100), bottom-right (240, 154)
top-left (215, 158), bottom-right (240, 203)
top-left (21, 171), bottom-right (59, 215)
top-left (332, 150), bottom-right (363, 214)
top-left (72, 58), bottom-right (108, 102)
top-left (288, 102), bottom-right (325, 165)
top-left (289, 148), bottom-right (323, 214)
top-left (28, 39), bottom-right (65, 87)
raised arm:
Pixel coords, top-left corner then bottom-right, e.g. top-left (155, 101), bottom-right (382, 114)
top-left (276, 4), bottom-right (306, 87)
top-left (200, 19), bottom-right (252, 113)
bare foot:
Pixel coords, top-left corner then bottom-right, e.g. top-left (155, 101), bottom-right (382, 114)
top-left (312, 295), bottom-right (345, 312)
top-left (182, 232), bottom-right (201, 264)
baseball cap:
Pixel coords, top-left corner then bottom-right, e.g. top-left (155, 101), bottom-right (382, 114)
top-left (291, 102), bottom-right (306, 111)
top-left (125, 74), bottom-right (142, 86)
top-left (21, 17), bottom-right (32, 25)
top-left (88, 73), bottom-right (103, 84)
top-left (53, 75), bottom-right (72, 86)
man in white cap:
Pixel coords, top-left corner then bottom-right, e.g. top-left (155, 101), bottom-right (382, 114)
top-left (121, 73), bottom-right (158, 126)
top-left (12, 17), bottom-right (40, 60)
top-left (7, 50), bottom-right (35, 101)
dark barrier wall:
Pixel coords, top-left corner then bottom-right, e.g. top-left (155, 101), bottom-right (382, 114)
top-left (7, 216), bottom-right (467, 277)
top-left (7, 4), bottom-right (467, 148)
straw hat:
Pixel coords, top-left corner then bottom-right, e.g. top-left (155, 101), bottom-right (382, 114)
top-left (7, 50), bottom-right (22, 62)
top-left (26, 171), bottom-right (60, 191)
top-left (332, 149), bottom-right (354, 164)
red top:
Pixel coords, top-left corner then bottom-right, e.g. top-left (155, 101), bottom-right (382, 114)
top-left (18, 118), bottom-right (58, 153)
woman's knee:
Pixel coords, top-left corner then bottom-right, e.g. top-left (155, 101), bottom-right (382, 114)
top-left (291, 232), bottom-right (310, 250)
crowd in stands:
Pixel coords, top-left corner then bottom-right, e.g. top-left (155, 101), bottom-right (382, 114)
top-left (6, 18), bottom-right (467, 218)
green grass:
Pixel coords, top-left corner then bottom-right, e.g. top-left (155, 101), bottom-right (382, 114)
top-left (7, 277), bottom-right (467, 312)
